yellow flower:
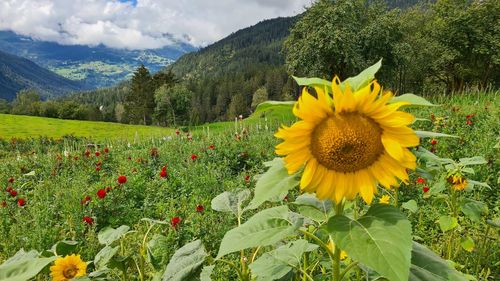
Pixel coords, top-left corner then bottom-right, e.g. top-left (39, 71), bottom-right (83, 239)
top-left (275, 77), bottom-right (418, 204)
top-left (50, 255), bottom-right (87, 281)
top-left (379, 195), bottom-right (391, 204)
top-left (327, 239), bottom-right (348, 260)
top-left (449, 174), bottom-right (468, 191)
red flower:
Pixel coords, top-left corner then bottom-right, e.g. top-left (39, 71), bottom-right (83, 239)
top-left (423, 186), bottom-right (430, 193)
top-left (430, 139), bottom-right (438, 145)
top-left (466, 120), bottom-right (472, 125)
top-left (6, 186), bottom-right (12, 192)
top-left (171, 217), bottom-right (181, 228)
top-left (96, 167), bottom-right (101, 172)
top-left (74, 156), bottom-right (79, 161)
top-left (245, 175), bottom-right (250, 182)
top-left (196, 204), bottom-right (204, 212)
top-left (284, 195), bottom-right (289, 202)
top-left (85, 195), bottom-right (91, 202)
top-left (1, 201), bottom-right (6, 207)
top-left (96, 189), bottom-right (107, 199)
top-left (83, 216), bottom-right (93, 225)
top-left (104, 147), bottom-right (109, 153)
top-left (175, 129), bottom-right (180, 135)
top-left (118, 175), bottom-right (127, 184)
top-left (160, 170), bottom-right (167, 178)
top-left (17, 198), bottom-right (25, 206)
top-left (430, 113), bottom-right (435, 120)
top-left (466, 114), bottom-right (473, 119)
top-left (105, 186), bottom-right (111, 193)
top-left (208, 144), bottom-right (215, 150)
top-left (417, 177), bottom-right (426, 184)
top-left (430, 147), bottom-right (437, 153)
top-left (127, 156), bottom-right (132, 161)
top-left (96, 161), bottom-right (102, 166)
top-left (85, 150), bottom-right (91, 158)
top-left (8, 177), bottom-right (14, 183)
top-left (162, 166), bottom-right (167, 171)
top-left (9, 189), bottom-right (17, 197)
top-left (188, 136), bottom-right (193, 141)
top-left (191, 154), bottom-right (198, 161)
top-left (95, 151), bottom-right (101, 157)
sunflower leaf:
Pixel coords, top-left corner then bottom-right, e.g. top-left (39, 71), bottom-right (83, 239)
top-left (415, 131), bottom-right (458, 138)
top-left (98, 225), bottom-right (131, 245)
top-left (247, 158), bottom-right (298, 210)
top-left (390, 94), bottom-right (437, 107)
top-left (162, 240), bottom-right (207, 281)
top-left (216, 206), bottom-right (301, 259)
top-left (341, 59), bottom-right (382, 92)
top-left (292, 76), bottom-right (332, 92)
top-left (327, 204), bottom-right (412, 281)
top-left (0, 249), bottom-right (56, 281)
top-left (211, 189), bottom-right (251, 217)
top-left (410, 242), bottom-right (468, 281)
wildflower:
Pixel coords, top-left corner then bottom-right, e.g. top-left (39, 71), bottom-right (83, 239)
top-left (171, 217), bottom-right (181, 228)
top-left (50, 254), bottom-right (87, 281)
top-left (417, 177), bottom-right (426, 184)
top-left (9, 189), bottom-right (17, 197)
top-left (160, 170), bottom-right (167, 178)
top-left (74, 156), bottom-right (79, 161)
top-left (196, 204), bottom-right (204, 212)
top-left (85, 195), bottom-right (91, 202)
top-left (245, 175), bottom-right (250, 182)
top-left (82, 216), bottom-right (93, 225)
top-left (423, 186), bottom-right (429, 193)
top-left (96, 189), bottom-right (106, 199)
top-left (8, 177), bottom-right (14, 183)
top-left (284, 195), bottom-right (289, 202)
top-left (127, 156), bottom-right (132, 161)
top-left (96, 161), bottom-right (102, 166)
top-left (275, 78), bottom-right (418, 204)
top-left (118, 175), bottom-right (127, 184)
top-left (188, 136), bottom-right (193, 141)
top-left (208, 144), bottom-right (215, 150)
top-left (430, 139), bottom-right (437, 145)
top-left (95, 167), bottom-right (101, 172)
top-left (95, 151), bottom-right (100, 157)
top-left (466, 114), bottom-right (473, 119)
top-left (379, 195), bottom-right (390, 204)
top-left (1, 201), bottom-right (6, 207)
top-left (150, 147), bottom-right (159, 158)
top-left (430, 113), bottom-right (435, 121)
top-left (6, 186), bottom-right (12, 192)
top-left (466, 120), bottom-right (472, 125)
top-left (105, 187), bottom-right (111, 193)
top-left (327, 239), bottom-right (347, 260)
top-left (84, 150), bottom-right (90, 158)
top-left (176, 129), bottom-right (180, 135)
top-left (17, 198), bottom-right (25, 206)
top-left (191, 154), bottom-right (198, 161)
top-left (104, 147), bottom-right (109, 153)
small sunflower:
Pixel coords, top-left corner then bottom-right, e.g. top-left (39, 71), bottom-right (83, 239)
top-left (448, 174), bottom-right (468, 191)
top-left (50, 254), bottom-right (87, 281)
top-left (275, 77), bottom-right (419, 204)
top-left (379, 195), bottom-right (391, 204)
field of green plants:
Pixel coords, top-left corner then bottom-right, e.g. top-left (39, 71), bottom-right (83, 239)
top-left (0, 86), bottom-right (498, 280)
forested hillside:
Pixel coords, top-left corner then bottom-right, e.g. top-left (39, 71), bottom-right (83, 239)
top-left (0, 50), bottom-right (84, 101)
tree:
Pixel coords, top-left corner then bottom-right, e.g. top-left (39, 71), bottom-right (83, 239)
top-left (154, 84), bottom-right (193, 126)
top-left (251, 87), bottom-right (268, 109)
top-left (227, 93), bottom-right (248, 119)
top-left (125, 65), bottom-right (154, 124)
top-left (0, 99), bottom-right (11, 114)
top-left (11, 89), bottom-right (41, 116)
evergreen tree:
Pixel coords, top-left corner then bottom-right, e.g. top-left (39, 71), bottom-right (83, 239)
top-left (125, 65), bottom-right (154, 124)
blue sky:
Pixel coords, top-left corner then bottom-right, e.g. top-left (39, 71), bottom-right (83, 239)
top-left (0, 0), bottom-right (312, 49)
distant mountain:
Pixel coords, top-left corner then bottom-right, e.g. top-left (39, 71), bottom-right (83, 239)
top-left (0, 50), bottom-right (84, 101)
top-left (0, 31), bottom-right (197, 89)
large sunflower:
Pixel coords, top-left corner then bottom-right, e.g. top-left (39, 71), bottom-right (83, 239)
top-left (275, 77), bottom-right (419, 204)
top-left (50, 254), bottom-right (87, 281)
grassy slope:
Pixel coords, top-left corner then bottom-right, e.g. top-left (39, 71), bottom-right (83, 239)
top-left (0, 114), bottom-right (172, 140)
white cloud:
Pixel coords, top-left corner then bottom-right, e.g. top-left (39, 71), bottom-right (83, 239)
top-left (0, 0), bottom-right (312, 49)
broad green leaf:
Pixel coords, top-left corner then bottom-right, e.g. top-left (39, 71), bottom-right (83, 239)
top-left (425, 177), bottom-right (446, 198)
top-left (216, 206), bottom-right (302, 259)
top-left (389, 94), bottom-right (437, 107)
top-left (468, 180), bottom-right (491, 189)
top-left (1, 249), bottom-right (39, 265)
top-left (438, 216), bottom-right (458, 232)
top-left (327, 204), bottom-right (412, 281)
top-left (460, 237), bottom-right (475, 252)
top-left (409, 242), bottom-right (467, 281)
top-left (486, 219), bottom-right (500, 228)
top-left (98, 225), bottom-right (131, 245)
top-left (141, 218), bottom-right (169, 225)
top-left (247, 158), bottom-right (298, 210)
top-left (147, 234), bottom-right (170, 270)
top-left (402, 200), bottom-right (418, 213)
top-left (200, 265), bottom-right (215, 281)
top-left (459, 156), bottom-right (487, 166)
top-left (0, 253), bottom-right (56, 281)
top-left (211, 189), bottom-right (251, 217)
top-left (51, 240), bottom-right (78, 256)
top-left (293, 193), bottom-right (334, 222)
top-left (292, 76), bottom-right (332, 92)
top-left (162, 240), bottom-right (207, 281)
top-left (249, 240), bottom-right (318, 281)
top-left (341, 59), bottom-right (382, 92)
top-left (94, 245), bottom-right (119, 270)
top-left (415, 131), bottom-right (458, 138)
top-left (460, 199), bottom-right (488, 222)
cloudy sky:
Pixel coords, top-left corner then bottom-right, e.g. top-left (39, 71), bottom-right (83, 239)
top-left (0, 0), bottom-right (312, 49)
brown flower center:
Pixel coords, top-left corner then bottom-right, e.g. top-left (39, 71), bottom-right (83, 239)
top-left (311, 113), bottom-right (384, 173)
top-left (63, 265), bottom-right (78, 279)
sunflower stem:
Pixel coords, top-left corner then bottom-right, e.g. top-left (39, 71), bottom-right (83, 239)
top-left (333, 201), bottom-right (345, 281)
